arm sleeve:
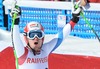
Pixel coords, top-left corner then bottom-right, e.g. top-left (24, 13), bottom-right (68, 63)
top-left (13, 25), bottom-right (25, 58)
top-left (43, 20), bottom-right (76, 54)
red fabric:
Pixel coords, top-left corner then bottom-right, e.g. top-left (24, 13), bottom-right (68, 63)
top-left (18, 47), bottom-right (28, 65)
top-left (76, 0), bottom-right (100, 3)
top-left (1, 47), bottom-right (100, 69)
top-left (88, 0), bottom-right (100, 3)
top-left (49, 53), bottom-right (100, 69)
top-left (69, 20), bottom-right (76, 29)
top-left (0, 47), bottom-right (16, 69)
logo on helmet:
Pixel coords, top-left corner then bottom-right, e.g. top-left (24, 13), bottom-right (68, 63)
top-left (30, 24), bottom-right (39, 28)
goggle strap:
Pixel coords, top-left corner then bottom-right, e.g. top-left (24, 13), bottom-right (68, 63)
top-left (23, 32), bottom-right (27, 36)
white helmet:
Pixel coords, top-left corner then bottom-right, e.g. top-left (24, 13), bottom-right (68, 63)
top-left (23, 21), bottom-right (44, 44)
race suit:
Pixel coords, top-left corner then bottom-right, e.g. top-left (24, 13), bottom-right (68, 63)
top-left (13, 20), bottom-right (75, 69)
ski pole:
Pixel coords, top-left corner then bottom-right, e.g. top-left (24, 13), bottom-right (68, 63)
top-left (72, 0), bottom-right (100, 42)
top-left (80, 12), bottom-right (100, 42)
top-left (11, 0), bottom-right (19, 69)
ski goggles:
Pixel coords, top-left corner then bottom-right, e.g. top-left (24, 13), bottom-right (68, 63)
top-left (27, 30), bottom-right (45, 40)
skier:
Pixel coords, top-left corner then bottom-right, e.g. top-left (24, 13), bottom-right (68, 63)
top-left (10, 2), bottom-right (83, 69)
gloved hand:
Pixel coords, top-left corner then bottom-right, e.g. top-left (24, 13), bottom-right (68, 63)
top-left (71, 2), bottom-right (83, 23)
top-left (10, 5), bottom-right (21, 25)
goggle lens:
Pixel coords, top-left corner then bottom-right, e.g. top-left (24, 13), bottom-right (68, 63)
top-left (28, 30), bottom-right (44, 39)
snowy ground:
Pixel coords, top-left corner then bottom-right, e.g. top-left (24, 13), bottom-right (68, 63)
top-left (0, 29), bottom-right (100, 57)
top-left (45, 35), bottom-right (100, 57)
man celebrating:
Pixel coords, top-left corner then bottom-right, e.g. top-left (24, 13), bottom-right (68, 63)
top-left (10, 1), bottom-right (83, 69)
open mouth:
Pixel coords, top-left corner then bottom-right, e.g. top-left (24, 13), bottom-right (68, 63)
top-left (34, 42), bottom-right (38, 45)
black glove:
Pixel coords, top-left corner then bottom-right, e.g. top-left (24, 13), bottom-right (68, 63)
top-left (10, 5), bottom-right (21, 25)
top-left (71, 4), bottom-right (83, 23)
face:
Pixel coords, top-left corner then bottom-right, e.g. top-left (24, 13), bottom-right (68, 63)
top-left (26, 29), bottom-right (45, 54)
top-left (28, 37), bottom-right (43, 53)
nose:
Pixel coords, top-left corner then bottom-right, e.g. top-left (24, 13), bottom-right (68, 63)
top-left (33, 37), bottom-right (39, 40)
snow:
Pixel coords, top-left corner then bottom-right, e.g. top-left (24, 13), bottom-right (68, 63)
top-left (0, 29), bottom-right (100, 57)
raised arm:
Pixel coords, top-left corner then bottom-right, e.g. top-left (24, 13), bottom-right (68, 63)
top-left (10, 5), bottom-right (25, 58)
top-left (44, 3), bottom-right (83, 54)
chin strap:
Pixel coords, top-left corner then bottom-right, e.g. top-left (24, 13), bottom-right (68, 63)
top-left (27, 43), bottom-right (36, 55)
top-left (27, 42), bottom-right (43, 55)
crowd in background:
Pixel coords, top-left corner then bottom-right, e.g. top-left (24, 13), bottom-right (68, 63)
top-left (28, 0), bottom-right (100, 3)
top-left (27, 0), bottom-right (71, 1)
top-left (52, 0), bottom-right (100, 3)
top-left (49, 0), bottom-right (71, 1)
